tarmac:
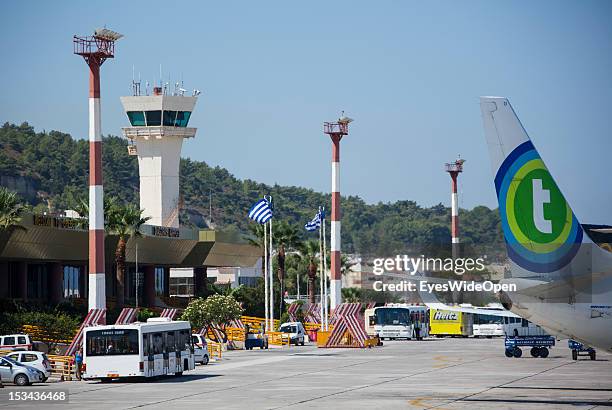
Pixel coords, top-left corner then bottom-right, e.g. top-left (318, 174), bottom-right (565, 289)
top-left (1, 337), bottom-right (611, 409)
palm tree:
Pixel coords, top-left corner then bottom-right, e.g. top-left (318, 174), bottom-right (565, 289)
top-left (246, 223), bottom-right (267, 274)
top-left (107, 202), bottom-right (151, 308)
top-left (274, 221), bottom-right (301, 313)
top-left (299, 240), bottom-right (320, 303)
top-left (0, 187), bottom-right (26, 231)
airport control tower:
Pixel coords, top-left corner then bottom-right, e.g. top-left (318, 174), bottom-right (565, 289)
top-left (121, 85), bottom-right (199, 228)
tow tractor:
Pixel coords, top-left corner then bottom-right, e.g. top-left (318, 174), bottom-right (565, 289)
top-left (504, 335), bottom-right (555, 358)
top-left (568, 339), bottom-right (596, 360)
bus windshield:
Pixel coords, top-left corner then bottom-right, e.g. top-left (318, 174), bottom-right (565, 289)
top-left (376, 308), bottom-right (411, 326)
top-left (86, 329), bottom-right (139, 356)
top-left (474, 314), bottom-right (503, 325)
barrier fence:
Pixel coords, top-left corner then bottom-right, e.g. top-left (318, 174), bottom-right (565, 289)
top-left (207, 341), bottom-right (222, 360)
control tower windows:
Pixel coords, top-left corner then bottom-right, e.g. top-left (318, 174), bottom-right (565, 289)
top-left (145, 110), bottom-right (162, 126)
top-left (127, 111), bottom-right (146, 126)
top-left (175, 111), bottom-right (191, 127)
top-left (126, 110), bottom-right (192, 127)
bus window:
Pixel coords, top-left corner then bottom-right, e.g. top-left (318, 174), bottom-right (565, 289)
top-left (153, 333), bottom-right (163, 355)
top-left (521, 318), bottom-right (529, 327)
top-left (143, 333), bottom-right (149, 356)
top-left (167, 331), bottom-right (176, 353)
top-left (180, 330), bottom-right (191, 351)
top-left (86, 329), bottom-right (139, 356)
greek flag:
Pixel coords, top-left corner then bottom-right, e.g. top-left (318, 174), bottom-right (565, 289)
top-left (248, 198), bottom-right (273, 224)
top-left (305, 207), bottom-right (324, 231)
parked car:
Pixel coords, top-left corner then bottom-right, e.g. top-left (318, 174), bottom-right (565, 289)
top-left (191, 334), bottom-right (210, 365)
top-left (4, 351), bottom-right (52, 382)
top-left (279, 322), bottom-right (306, 346)
top-left (0, 356), bottom-right (44, 386)
top-left (0, 334), bottom-right (33, 351)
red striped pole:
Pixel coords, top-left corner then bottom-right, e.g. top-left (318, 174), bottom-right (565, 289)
top-left (88, 62), bottom-right (106, 311)
top-left (445, 159), bottom-right (463, 260)
top-left (330, 136), bottom-right (342, 309)
top-left (450, 171), bottom-right (460, 259)
top-left (324, 117), bottom-right (351, 310)
top-left (75, 31), bottom-right (121, 313)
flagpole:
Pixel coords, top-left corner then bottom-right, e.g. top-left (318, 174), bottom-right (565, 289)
top-left (322, 212), bottom-right (328, 331)
top-left (319, 219), bottom-right (324, 329)
top-left (264, 219), bottom-right (269, 331)
top-left (269, 212), bottom-right (274, 330)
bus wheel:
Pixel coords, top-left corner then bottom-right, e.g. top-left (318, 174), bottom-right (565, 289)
top-left (100, 378), bottom-right (111, 383)
top-left (590, 351), bottom-right (596, 361)
top-left (530, 347), bottom-right (540, 357)
top-left (175, 372), bottom-right (183, 377)
top-left (513, 347), bottom-right (522, 358)
top-left (539, 347), bottom-right (549, 358)
top-left (572, 350), bottom-right (578, 360)
top-left (504, 349), bottom-right (513, 358)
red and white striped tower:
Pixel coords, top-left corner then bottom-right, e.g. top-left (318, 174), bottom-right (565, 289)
top-left (324, 113), bottom-right (353, 309)
top-left (445, 158), bottom-right (465, 259)
top-left (74, 29), bottom-right (123, 311)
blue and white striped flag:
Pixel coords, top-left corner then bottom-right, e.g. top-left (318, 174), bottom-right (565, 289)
top-left (248, 198), bottom-right (273, 224)
top-left (305, 207), bottom-right (325, 231)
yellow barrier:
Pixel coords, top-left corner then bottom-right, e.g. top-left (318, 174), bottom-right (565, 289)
top-left (225, 327), bottom-right (246, 342)
top-left (47, 354), bottom-right (76, 380)
top-left (316, 331), bottom-right (331, 347)
top-left (267, 331), bottom-right (290, 346)
top-left (241, 316), bottom-right (279, 331)
top-left (207, 341), bottom-right (222, 360)
top-left (21, 325), bottom-right (76, 344)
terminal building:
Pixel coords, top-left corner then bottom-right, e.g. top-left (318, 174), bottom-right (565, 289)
top-left (0, 83), bottom-right (260, 310)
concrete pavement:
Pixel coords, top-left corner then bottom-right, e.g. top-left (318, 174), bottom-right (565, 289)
top-left (1, 338), bottom-right (611, 409)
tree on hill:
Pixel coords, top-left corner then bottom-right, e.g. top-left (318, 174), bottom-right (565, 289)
top-left (0, 122), bottom-right (506, 258)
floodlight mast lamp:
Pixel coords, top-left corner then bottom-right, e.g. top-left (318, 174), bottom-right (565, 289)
top-left (323, 114), bottom-right (352, 310)
top-left (74, 28), bottom-right (122, 313)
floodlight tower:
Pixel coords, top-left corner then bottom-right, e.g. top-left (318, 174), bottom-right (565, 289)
top-left (445, 158), bottom-right (465, 259)
top-left (74, 28), bottom-right (123, 312)
top-left (324, 113), bottom-right (353, 309)
top-left (120, 82), bottom-right (199, 228)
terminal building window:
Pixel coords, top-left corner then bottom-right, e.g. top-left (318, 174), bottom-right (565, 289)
top-left (126, 111), bottom-right (192, 127)
top-left (169, 277), bottom-right (194, 297)
top-left (63, 265), bottom-right (81, 298)
top-left (155, 267), bottom-right (165, 296)
top-left (27, 264), bottom-right (48, 300)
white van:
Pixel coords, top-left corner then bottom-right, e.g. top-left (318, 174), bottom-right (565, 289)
top-left (279, 322), bottom-right (306, 346)
top-left (0, 334), bottom-right (33, 351)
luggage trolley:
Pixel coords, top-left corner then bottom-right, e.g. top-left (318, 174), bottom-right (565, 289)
top-left (504, 335), bottom-right (555, 358)
top-left (568, 339), bottom-right (596, 361)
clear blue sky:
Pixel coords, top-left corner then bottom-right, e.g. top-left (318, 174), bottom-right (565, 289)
top-left (1, 1), bottom-right (611, 223)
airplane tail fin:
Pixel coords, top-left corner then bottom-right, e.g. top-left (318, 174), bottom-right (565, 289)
top-left (480, 97), bottom-right (585, 274)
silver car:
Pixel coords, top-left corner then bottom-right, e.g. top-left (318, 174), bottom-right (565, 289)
top-left (5, 351), bottom-right (52, 382)
top-left (0, 356), bottom-right (44, 386)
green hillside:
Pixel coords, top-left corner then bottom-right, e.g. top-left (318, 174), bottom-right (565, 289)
top-left (0, 122), bottom-right (504, 257)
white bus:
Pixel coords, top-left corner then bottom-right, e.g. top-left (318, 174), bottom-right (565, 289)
top-left (502, 316), bottom-right (548, 337)
top-left (472, 307), bottom-right (507, 337)
top-left (83, 318), bottom-right (195, 381)
top-left (365, 305), bottom-right (429, 340)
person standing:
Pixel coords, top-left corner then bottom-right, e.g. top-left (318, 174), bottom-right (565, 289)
top-left (74, 348), bottom-right (83, 381)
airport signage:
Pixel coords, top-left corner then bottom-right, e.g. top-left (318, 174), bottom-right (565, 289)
top-left (33, 214), bottom-right (84, 230)
top-left (433, 311), bottom-right (458, 321)
top-left (152, 226), bottom-right (180, 238)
